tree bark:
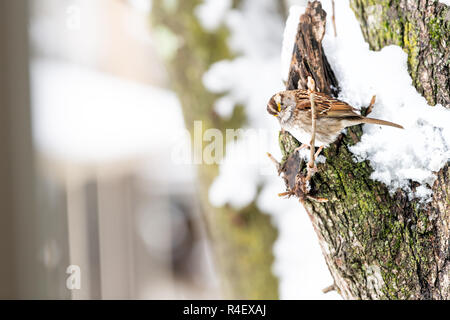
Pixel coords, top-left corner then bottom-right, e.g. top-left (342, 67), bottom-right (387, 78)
top-left (151, 0), bottom-right (279, 299)
top-left (279, 1), bottom-right (449, 300)
top-left (350, 0), bottom-right (449, 108)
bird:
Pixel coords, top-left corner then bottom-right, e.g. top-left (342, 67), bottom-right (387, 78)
top-left (267, 89), bottom-right (403, 154)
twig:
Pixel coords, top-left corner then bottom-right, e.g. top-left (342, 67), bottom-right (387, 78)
top-left (306, 77), bottom-right (317, 181)
top-left (322, 283), bottom-right (336, 294)
top-left (267, 152), bottom-right (281, 174)
top-left (366, 95), bottom-right (376, 116)
top-left (278, 191), bottom-right (293, 198)
top-left (331, 0), bottom-right (337, 37)
top-left (307, 195), bottom-right (329, 203)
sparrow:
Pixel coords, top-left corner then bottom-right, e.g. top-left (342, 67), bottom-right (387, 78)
top-left (267, 89), bottom-right (403, 150)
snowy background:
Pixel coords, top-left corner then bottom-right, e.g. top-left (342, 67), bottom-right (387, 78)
top-left (29, 0), bottom-right (449, 300)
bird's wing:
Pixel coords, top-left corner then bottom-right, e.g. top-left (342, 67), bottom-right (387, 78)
top-left (295, 90), bottom-right (359, 118)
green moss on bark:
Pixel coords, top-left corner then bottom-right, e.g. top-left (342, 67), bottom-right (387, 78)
top-left (350, 0), bottom-right (450, 107)
top-left (280, 122), bottom-right (446, 299)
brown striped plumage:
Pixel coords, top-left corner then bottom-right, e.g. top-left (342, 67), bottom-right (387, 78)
top-left (267, 89), bottom-right (403, 146)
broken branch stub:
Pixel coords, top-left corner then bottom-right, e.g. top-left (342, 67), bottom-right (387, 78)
top-left (286, 1), bottom-right (339, 95)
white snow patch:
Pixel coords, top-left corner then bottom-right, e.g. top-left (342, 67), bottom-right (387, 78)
top-left (209, 130), bottom-right (276, 209)
top-left (317, 1), bottom-right (450, 201)
top-left (203, 57), bottom-right (283, 124)
top-left (213, 96), bottom-right (236, 119)
top-left (281, 5), bottom-right (306, 81)
top-left (413, 185), bottom-right (434, 200)
top-left (257, 178), bottom-right (339, 300)
top-left (195, 0), bottom-right (232, 32)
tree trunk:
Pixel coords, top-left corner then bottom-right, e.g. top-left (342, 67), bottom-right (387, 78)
top-left (350, 0), bottom-right (449, 108)
top-left (279, 1), bottom-right (449, 300)
top-left (150, 0), bottom-right (279, 299)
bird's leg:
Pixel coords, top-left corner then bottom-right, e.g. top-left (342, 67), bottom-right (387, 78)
top-left (305, 145), bottom-right (324, 174)
top-left (306, 77), bottom-right (318, 180)
top-left (305, 146), bottom-right (325, 173)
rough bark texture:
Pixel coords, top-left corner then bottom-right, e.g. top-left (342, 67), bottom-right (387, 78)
top-left (286, 3), bottom-right (339, 97)
top-left (279, 1), bottom-right (449, 300)
top-left (350, 0), bottom-right (449, 108)
top-left (151, 0), bottom-right (279, 299)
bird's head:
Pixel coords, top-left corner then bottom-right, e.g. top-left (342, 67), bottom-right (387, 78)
top-left (267, 91), bottom-right (296, 118)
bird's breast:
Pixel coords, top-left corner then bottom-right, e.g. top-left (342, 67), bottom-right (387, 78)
top-left (281, 117), bottom-right (342, 147)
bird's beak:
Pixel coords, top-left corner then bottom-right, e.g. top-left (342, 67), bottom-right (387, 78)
top-left (272, 102), bottom-right (281, 116)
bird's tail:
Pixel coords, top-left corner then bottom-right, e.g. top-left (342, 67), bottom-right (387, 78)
top-left (361, 117), bottom-right (404, 129)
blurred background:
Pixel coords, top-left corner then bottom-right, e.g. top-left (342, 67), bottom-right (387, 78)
top-left (0, 0), bottom-right (336, 299)
top-left (1, 0), bottom-right (220, 300)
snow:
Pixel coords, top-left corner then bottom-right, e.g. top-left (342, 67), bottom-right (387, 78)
top-left (200, 0), bottom-right (339, 299)
top-left (257, 177), bottom-right (337, 299)
top-left (281, 6), bottom-right (305, 81)
top-left (209, 131), bottom-right (268, 209)
top-left (317, 0), bottom-right (450, 201)
top-left (195, 0), bottom-right (232, 32)
top-left (203, 57), bottom-right (282, 122)
top-left (225, 1), bottom-right (283, 58)
top-left (31, 59), bottom-right (186, 164)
